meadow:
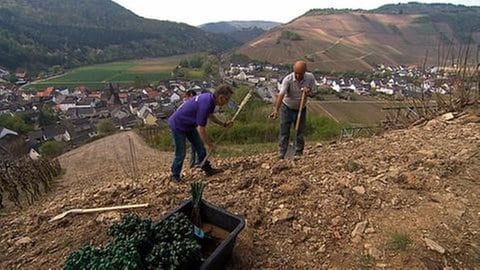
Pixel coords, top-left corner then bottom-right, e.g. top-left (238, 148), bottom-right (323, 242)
top-left (26, 55), bottom-right (204, 90)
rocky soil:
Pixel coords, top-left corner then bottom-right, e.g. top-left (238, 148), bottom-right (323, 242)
top-left (1, 111), bottom-right (479, 269)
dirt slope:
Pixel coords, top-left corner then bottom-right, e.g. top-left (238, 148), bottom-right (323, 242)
top-left (0, 113), bottom-right (479, 269)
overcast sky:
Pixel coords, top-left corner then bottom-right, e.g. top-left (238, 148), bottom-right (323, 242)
top-left (112, 0), bottom-right (479, 26)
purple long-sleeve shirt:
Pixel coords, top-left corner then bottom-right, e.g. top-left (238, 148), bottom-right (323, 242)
top-left (168, 93), bottom-right (215, 132)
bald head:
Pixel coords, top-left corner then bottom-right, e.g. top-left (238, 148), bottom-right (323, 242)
top-left (293, 61), bottom-right (307, 81)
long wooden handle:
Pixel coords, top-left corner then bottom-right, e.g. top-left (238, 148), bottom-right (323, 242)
top-left (295, 90), bottom-right (307, 131)
top-left (231, 91), bottom-right (253, 122)
top-left (199, 89), bottom-right (254, 167)
top-left (76, 203), bottom-right (149, 214)
top-left (49, 203), bottom-right (149, 222)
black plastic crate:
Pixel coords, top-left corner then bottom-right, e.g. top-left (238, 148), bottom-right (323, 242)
top-left (160, 199), bottom-right (245, 270)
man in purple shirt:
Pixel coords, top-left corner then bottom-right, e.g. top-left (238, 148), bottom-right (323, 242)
top-left (168, 85), bottom-right (233, 182)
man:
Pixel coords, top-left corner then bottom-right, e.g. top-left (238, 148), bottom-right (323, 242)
top-left (269, 61), bottom-right (317, 159)
top-left (168, 85), bottom-right (233, 182)
top-left (179, 90), bottom-right (199, 168)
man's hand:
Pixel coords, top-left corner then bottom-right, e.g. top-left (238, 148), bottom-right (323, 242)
top-left (302, 86), bottom-right (313, 97)
top-left (206, 142), bottom-right (217, 152)
top-left (224, 121), bottom-right (234, 128)
top-left (269, 109), bottom-right (279, 120)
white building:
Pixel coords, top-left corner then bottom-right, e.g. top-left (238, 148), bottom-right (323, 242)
top-left (377, 87), bottom-right (394, 95)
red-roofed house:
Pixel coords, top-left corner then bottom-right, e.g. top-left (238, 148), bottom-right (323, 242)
top-left (119, 92), bottom-right (129, 104)
top-left (143, 87), bottom-right (160, 100)
top-left (15, 70), bottom-right (26, 79)
top-left (36, 87), bottom-right (54, 98)
top-left (88, 91), bottom-right (102, 99)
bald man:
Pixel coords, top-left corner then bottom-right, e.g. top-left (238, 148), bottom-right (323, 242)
top-left (269, 61), bottom-right (317, 159)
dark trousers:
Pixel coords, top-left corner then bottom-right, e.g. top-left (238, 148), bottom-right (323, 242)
top-left (279, 103), bottom-right (306, 156)
top-left (171, 128), bottom-right (208, 178)
top-left (189, 144), bottom-right (198, 168)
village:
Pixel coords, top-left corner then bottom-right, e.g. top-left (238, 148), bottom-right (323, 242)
top-left (0, 75), bottom-right (216, 158)
top-left (0, 60), bottom-right (457, 160)
top-left (226, 62), bottom-right (452, 101)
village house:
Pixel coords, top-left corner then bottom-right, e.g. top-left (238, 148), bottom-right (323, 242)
top-left (53, 91), bottom-right (67, 105)
top-left (0, 126), bottom-right (17, 140)
top-left (36, 87), bottom-right (54, 101)
top-left (143, 112), bottom-right (158, 126)
top-left (63, 118), bottom-right (98, 144)
top-left (376, 87), bottom-right (395, 95)
top-left (0, 67), bottom-right (10, 77)
top-left (88, 91), bottom-right (102, 99)
top-left (26, 129), bottom-right (43, 147)
top-left (72, 86), bottom-right (89, 98)
top-left (59, 96), bottom-right (76, 112)
top-left (76, 97), bottom-right (97, 108)
top-left (0, 126), bottom-right (26, 157)
top-left (15, 70), bottom-right (28, 85)
top-left (111, 114), bottom-right (142, 130)
top-left (118, 92), bottom-right (129, 104)
top-left (65, 107), bottom-right (97, 119)
top-left (42, 125), bottom-right (67, 142)
top-left (111, 106), bottom-right (131, 120)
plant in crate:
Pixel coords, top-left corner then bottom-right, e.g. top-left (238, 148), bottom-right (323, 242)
top-left (190, 182), bottom-right (206, 228)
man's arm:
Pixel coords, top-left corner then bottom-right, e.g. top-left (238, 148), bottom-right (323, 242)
top-left (269, 77), bottom-right (289, 119)
top-left (269, 92), bottom-right (285, 119)
top-left (208, 114), bottom-right (227, 127)
top-left (197, 125), bottom-right (215, 151)
top-left (306, 75), bottom-right (318, 97)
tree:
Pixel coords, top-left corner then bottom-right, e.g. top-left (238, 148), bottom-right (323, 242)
top-left (174, 68), bottom-right (186, 78)
top-left (0, 114), bottom-right (32, 134)
top-left (179, 59), bottom-right (189, 68)
top-left (6, 74), bottom-right (16, 83)
top-left (39, 141), bottom-right (65, 157)
top-left (48, 65), bottom-right (64, 74)
top-left (188, 55), bottom-right (203, 68)
top-left (97, 119), bottom-right (116, 135)
top-left (202, 61), bottom-right (213, 76)
top-left (39, 108), bottom-right (58, 127)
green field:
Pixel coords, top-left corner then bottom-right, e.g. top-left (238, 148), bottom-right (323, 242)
top-left (26, 55), bottom-right (204, 90)
top-left (309, 101), bottom-right (389, 126)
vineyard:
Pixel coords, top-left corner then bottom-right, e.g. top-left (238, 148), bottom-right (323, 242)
top-left (0, 158), bottom-right (62, 208)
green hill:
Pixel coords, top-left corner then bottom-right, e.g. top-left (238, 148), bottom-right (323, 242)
top-left (200, 21), bottom-right (280, 43)
top-left (0, 0), bottom-right (239, 72)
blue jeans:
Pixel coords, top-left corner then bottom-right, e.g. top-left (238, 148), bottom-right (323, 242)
top-left (189, 144), bottom-right (198, 168)
top-left (279, 103), bottom-right (306, 156)
top-left (171, 128), bottom-right (208, 178)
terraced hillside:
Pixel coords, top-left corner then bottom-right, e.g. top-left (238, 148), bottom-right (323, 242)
top-left (239, 4), bottom-right (480, 71)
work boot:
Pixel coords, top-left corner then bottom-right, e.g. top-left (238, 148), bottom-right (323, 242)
top-left (170, 175), bottom-right (181, 183)
top-left (201, 163), bottom-right (222, 177)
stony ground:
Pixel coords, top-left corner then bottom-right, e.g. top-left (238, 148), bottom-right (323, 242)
top-left (0, 111), bottom-right (479, 269)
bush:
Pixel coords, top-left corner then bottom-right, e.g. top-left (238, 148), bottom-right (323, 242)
top-left (147, 129), bottom-right (173, 151)
top-left (38, 108), bottom-right (59, 127)
top-left (280, 30), bottom-right (302, 41)
top-left (277, 30), bottom-right (302, 44)
top-left (97, 119), bottom-right (116, 135)
top-left (39, 140), bottom-right (65, 157)
top-left (0, 114), bottom-right (32, 134)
